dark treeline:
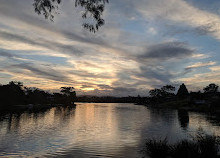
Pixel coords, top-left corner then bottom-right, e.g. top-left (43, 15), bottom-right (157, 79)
top-left (75, 95), bottom-right (147, 103)
top-left (148, 83), bottom-right (220, 104)
top-left (76, 83), bottom-right (220, 107)
top-left (0, 81), bottom-right (76, 112)
top-left (147, 83), bottom-right (220, 114)
top-left (0, 81), bottom-right (146, 105)
top-left (1, 81), bottom-right (220, 113)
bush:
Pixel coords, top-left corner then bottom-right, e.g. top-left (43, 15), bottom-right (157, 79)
top-left (142, 138), bottom-right (170, 158)
top-left (195, 133), bottom-right (220, 158)
top-left (142, 133), bottom-right (220, 158)
top-left (170, 140), bottom-right (199, 158)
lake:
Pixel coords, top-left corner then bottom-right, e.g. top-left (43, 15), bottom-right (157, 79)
top-left (0, 103), bottom-right (220, 157)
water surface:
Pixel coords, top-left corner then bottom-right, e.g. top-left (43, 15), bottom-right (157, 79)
top-left (0, 103), bottom-right (219, 157)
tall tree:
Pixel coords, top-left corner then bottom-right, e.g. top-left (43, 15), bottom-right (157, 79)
top-left (60, 87), bottom-right (76, 104)
top-left (161, 85), bottom-right (175, 96)
top-left (0, 81), bottom-right (26, 105)
top-left (60, 87), bottom-right (75, 96)
top-left (149, 85), bottom-right (175, 99)
top-left (149, 88), bottom-right (162, 98)
top-left (177, 83), bottom-right (189, 98)
top-left (203, 83), bottom-right (219, 93)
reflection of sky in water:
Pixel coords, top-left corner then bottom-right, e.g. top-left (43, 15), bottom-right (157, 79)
top-left (0, 103), bottom-right (219, 157)
top-left (188, 112), bottom-right (220, 136)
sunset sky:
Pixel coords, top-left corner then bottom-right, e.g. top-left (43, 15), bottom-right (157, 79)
top-left (0, 0), bottom-right (220, 96)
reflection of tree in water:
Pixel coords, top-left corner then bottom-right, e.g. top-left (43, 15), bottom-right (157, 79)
top-left (54, 106), bottom-right (76, 125)
top-left (2, 106), bottom-right (75, 134)
top-left (5, 111), bottom-right (48, 133)
top-left (33, 109), bottom-right (50, 121)
top-left (178, 110), bottom-right (189, 130)
top-left (149, 108), bottom-right (176, 125)
top-left (6, 113), bottom-right (21, 132)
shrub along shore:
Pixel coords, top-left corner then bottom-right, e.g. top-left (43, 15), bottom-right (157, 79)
top-left (142, 131), bottom-right (220, 158)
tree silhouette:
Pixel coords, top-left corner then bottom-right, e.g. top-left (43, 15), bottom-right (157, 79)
top-left (177, 83), bottom-right (189, 98)
top-left (0, 81), bottom-right (79, 109)
top-left (0, 81), bottom-right (26, 106)
top-left (203, 83), bottom-right (219, 93)
top-left (60, 87), bottom-right (76, 104)
top-left (161, 85), bottom-right (175, 97)
top-left (25, 87), bottom-right (50, 104)
top-left (33, 0), bottom-right (108, 32)
top-left (60, 87), bottom-right (75, 96)
top-left (149, 85), bottom-right (175, 98)
top-left (149, 88), bottom-right (162, 98)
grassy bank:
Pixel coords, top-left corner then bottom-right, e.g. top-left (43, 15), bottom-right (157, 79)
top-left (142, 132), bottom-right (220, 158)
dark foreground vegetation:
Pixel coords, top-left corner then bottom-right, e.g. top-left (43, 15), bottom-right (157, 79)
top-left (0, 81), bottom-right (76, 113)
top-left (146, 83), bottom-right (220, 117)
top-left (142, 132), bottom-right (220, 158)
top-left (1, 81), bottom-right (220, 117)
top-left (0, 81), bottom-right (144, 113)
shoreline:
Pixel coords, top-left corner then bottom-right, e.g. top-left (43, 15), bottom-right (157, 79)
top-left (142, 101), bottom-right (220, 123)
top-left (0, 103), bottom-right (76, 115)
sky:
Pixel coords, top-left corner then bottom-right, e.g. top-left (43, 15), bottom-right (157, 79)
top-left (0, 0), bottom-right (220, 96)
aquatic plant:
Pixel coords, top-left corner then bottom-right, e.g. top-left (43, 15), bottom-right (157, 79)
top-left (142, 132), bottom-right (220, 158)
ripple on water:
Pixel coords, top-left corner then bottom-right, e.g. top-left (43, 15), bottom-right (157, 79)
top-left (0, 103), bottom-right (220, 157)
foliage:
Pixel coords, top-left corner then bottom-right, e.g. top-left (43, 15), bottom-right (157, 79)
top-left (142, 132), bottom-right (220, 158)
top-left (60, 87), bottom-right (75, 96)
top-left (177, 83), bottom-right (189, 98)
top-left (149, 88), bottom-right (162, 98)
top-left (161, 85), bottom-right (175, 97)
top-left (194, 132), bottom-right (220, 158)
top-left (149, 85), bottom-right (175, 98)
top-left (142, 138), bottom-right (170, 158)
top-left (170, 140), bottom-right (199, 158)
top-left (24, 87), bottom-right (50, 104)
top-left (0, 81), bottom-right (76, 108)
top-left (60, 87), bottom-right (76, 104)
top-left (203, 83), bottom-right (219, 93)
top-left (0, 81), bottom-right (26, 106)
top-left (33, 0), bottom-right (108, 32)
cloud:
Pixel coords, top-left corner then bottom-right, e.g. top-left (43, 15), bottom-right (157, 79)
top-left (137, 66), bottom-right (174, 84)
top-left (178, 71), bottom-right (220, 90)
top-left (138, 42), bottom-right (194, 60)
top-left (191, 53), bottom-right (209, 59)
top-left (1, 0), bottom-right (220, 96)
top-left (97, 84), bottom-right (113, 90)
top-left (0, 49), bottom-right (31, 62)
top-left (210, 66), bottom-right (220, 72)
top-left (136, 0), bottom-right (220, 40)
top-left (0, 51), bottom-right (18, 58)
top-left (61, 31), bottom-right (109, 47)
top-left (0, 30), bottom-right (83, 56)
top-left (7, 63), bottom-right (70, 82)
top-left (185, 61), bottom-right (216, 70)
top-left (0, 1), bottom-right (121, 54)
top-left (79, 86), bottom-right (146, 97)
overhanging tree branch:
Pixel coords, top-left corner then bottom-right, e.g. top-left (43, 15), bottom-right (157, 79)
top-left (33, 0), bottom-right (108, 32)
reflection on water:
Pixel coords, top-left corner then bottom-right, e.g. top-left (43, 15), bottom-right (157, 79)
top-left (178, 110), bottom-right (189, 130)
top-left (0, 103), bottom-right (220, 158)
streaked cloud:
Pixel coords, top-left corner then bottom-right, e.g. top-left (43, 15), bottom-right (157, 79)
top-left (0, 0), bottom-right (220, 96)
top-left (186, 61), bottom-right (216, 70)
top-left (136, 0), bottom-right (220, 40)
